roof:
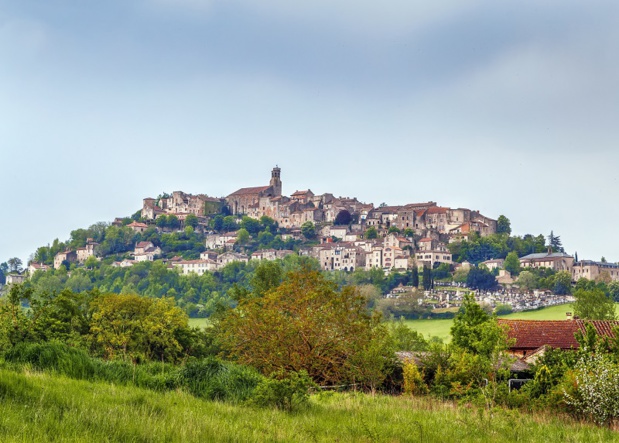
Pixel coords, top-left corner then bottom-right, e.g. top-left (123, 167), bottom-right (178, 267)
top-left (228, 186), bottom-right (270, 196)
top-left (520, 252), bottom-right (573, 260)
top-left (499, 319), bottom-right (619, 350)
top-left (128, 221), bottom-right (148, 228)
top-left (291, 189), bottom-right (312, 196)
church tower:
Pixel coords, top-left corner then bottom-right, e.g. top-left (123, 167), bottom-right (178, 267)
top-left (270, 166), bottom-right (282, 197)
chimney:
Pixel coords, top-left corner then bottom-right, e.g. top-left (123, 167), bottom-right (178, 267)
top-left (566, 312), bottom-right (573, 321)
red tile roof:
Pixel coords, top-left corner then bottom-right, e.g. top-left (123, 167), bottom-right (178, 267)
top-left (498, 319), bottom-right (619, 350)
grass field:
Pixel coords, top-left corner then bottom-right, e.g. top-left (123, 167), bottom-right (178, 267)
top-left (188, 317), bottom-right (210, 329)
top-left (0, 368), bottom-right (614, 442)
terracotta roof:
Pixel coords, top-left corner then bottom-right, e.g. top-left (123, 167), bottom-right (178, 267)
top-left (499, 319), bottom-right (619, 351)
top-left (425, 206), bottom-right (448, 215)
top-left (136, 241), bottom-right (152, 248)
top-left (291, 190), bottom-right (311, 196)
top-left (418, 238), bottom-right (433, 242)
top-left (228, 186), bottom-right (269, 196)
top-left (128, 221), bottom-right (148, 228)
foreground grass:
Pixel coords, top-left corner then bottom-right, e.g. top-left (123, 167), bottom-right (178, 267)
top-left (0, 368), bottom-right (615, 442)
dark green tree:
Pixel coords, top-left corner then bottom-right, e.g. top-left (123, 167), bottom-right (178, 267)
top-left (300, 222), bottom-right (316, 240)
top-left (334, 210), bottom-right (352, 226)
top-left (466, 267), bottom-right (498, 291)
top-left (496, 215), bottom-right (511, 235)
top-left (411, 267), bottom-right (419, 288)
top-left (365, 227), bottom-right (378, 239)
top-left (504, 251), bottom-right (520, 275)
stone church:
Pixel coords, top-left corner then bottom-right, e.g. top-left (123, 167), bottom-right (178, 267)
top-left (226, 166), bottom-right (282, 215)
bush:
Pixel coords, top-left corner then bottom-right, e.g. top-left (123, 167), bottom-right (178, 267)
top-left (177, 357), bottom-right (263, 403)
top-left (250, 371), bottom-right (314, 411)
top-left (563, 354), bottom-right (619, 426)
top-left (402, 360), bottom-right (428, 396)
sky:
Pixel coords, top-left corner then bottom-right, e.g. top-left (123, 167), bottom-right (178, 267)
top-left (1, 1), bottom-right (619, 264)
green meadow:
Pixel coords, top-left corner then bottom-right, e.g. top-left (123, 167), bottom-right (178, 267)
top-left (0, 368), bottom-right (615, 442)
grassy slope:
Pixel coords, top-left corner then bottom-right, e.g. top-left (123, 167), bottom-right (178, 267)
top-left (0, 368), bottom-right (614, 442)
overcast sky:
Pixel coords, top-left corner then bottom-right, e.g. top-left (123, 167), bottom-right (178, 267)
top-left (2, 1), bottom-right (619, 264)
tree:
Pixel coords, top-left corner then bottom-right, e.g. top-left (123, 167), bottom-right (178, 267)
top-left (156, 215), bottom-right (168, 229)
top-left (334, 210), bottom-right (352, 226)
top-left (496, 215), bottom-right (511, 235)
top-left (365, 227), bottom-right (378, 239)
top-left (411, 267), bottom-right (419, 288)
top-left (168, 215), bottom-right (181, 230)
top-left (573, 288), bottom-right (616, 320)
top-left (222, 216), bottom-right (238, 232)
top-left (300, 222), bottom-right (316, 240)
top-left (504, 251), bottom-right (520, 275)
top-left (466, 267), bottom-right (498, 291)
top-left (422, 266), bottom-right (433, 290)
top-left (218, 267), bottom-right (395, 388)
top-left (236, 228), bottom-right (250, 246)
top-left (7, 257), bottom-right (23, 273)
top-left (89, 293), bottom-right (191, 362)
top-left (517, 270), bottom-right (538, 292)
top-left (548, 231), bottom-right (564, 253)
top-left (552, 271), bottom-right (572, 295)
top-left (451, 293), bottom-right (510, 359)
top-left (185, 214), bottom-right (199, 229)
top-left (240, 216), bottom-right (262, 235)
top-left (212, 215), bottom-right (224, 232)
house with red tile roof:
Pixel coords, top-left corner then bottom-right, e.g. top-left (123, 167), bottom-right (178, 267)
top-left (498, 319), bottom-right (619, 358)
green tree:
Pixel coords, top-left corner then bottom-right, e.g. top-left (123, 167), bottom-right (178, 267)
top-left (7, 257), bottom-right (23, 273)
top-left (504, 251), bottom-right (520, 275)
top-left (300, 222), bottom-right (316, 240)
top-left (185, 214), bottom-right (199, 229)
top-left (548, 231), bottom-right (564, 253)
top-left (517, 270), bottom-right (538, 292)
top-left (240, 216), bottom-right (262, 235)
top-left (573, 288), bottom-right (616, 320)
top-left (411, 267), bottom-right (419, 288)
top-left (89, 293), bottom-right (191, 362)
top-left (552, 271), bottom-right (572, 295)
top-left (496, 215), bottom-right (511, 235)
top-left (222, 216), bottom-right (238, 232)
top-left (422, 266), bottom-right (433, 290)
top-left (236, 228), bottom-right (250, 246)
top-left (365, 227), bottom-right (378, 239)
top-left (218, 267), bottom-right (395, 387)
top-left (466, 267), bottom-right (497, 291)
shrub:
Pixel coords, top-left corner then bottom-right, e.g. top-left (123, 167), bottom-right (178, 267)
top-left (402, 360), bottom-right (428, 396)
top-left (250, 371), bottom-right (314, 411)
top-left (177, 357), bottom-right (262, 403)
top-left (563, 354), bottom-right (619, 426)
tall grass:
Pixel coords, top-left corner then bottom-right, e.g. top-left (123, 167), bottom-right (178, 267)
top-left (0, 369), bottom-right (615, 442)
top-left (2, 342), bottom-right (261, 402)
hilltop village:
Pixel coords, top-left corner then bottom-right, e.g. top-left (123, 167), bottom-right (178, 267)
top-left (6, 167), bottom-right (618, 291)
top-left (68, 167), bottom-right (495, 274)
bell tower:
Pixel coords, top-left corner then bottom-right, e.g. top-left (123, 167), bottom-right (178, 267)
top-left (270, 166), bottom-right (282, 197)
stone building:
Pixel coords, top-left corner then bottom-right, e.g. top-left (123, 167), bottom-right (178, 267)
top-left (226, 166), bottom-right (282, 215)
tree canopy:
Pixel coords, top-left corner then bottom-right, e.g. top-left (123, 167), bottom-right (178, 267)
top-left (218, 267), bottom-right (394, 388)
